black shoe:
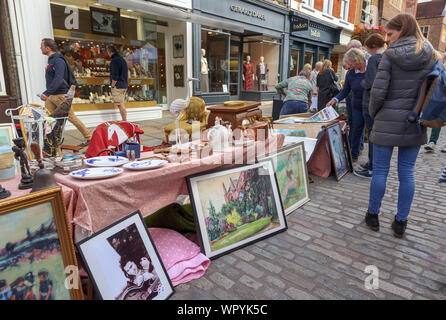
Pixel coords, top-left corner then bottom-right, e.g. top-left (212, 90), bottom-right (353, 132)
top-left (359, 162), bottom-right (370, 171)
top-left (391, 217), bottom-right (407, 238)
top-left (354, 169), bottom-right (373, 179)
top-left (365, 212), bottom-right (379, 231)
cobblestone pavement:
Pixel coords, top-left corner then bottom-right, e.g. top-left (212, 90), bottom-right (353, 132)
top-left (63, 114), bottom-right (446, 300)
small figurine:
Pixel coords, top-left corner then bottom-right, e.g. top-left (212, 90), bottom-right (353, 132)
top-left (0, 185), bottom-right (11, 199)
top-left (12, 138), bottom-right (33, 190)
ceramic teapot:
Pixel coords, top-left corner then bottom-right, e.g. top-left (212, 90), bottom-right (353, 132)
top-left (207, 117), bottom-right (230, 152)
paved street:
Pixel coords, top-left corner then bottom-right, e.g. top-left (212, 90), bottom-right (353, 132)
top-left (62, 108), bottom-right (446, 300)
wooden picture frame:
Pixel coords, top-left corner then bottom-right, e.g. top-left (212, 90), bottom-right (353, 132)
top-left (187, 162), bottom-right (287, 259)
top-left (172, 35), bottom-right (184, 58)
top-left (76, 211), bottom-right (174, 300)
top-left (343, 130), bottom-right (354, 172)
top-left (258, 142), bottom-right (310, 215)
top-left (0, 123), bottom-right (17, 148)
top-left (326, 123), bottom-right (349, 181)
top-left (90, 7), bottom-right (121, 37)
top-left (0, 187), bottom-right (83, 300)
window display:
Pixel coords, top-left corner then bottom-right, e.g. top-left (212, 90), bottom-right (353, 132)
top-left (201, 28), bottom-right (230, 93)
top-left (243, 36), bottom-right (280, 92)
top-left (290, 50), bottom-right (300, 77)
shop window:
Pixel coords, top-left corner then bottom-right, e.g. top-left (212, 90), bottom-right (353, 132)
top-left (0, 53), bottom-right (6, 96)
top-left (323, 0), bottom-right (333, 15)
top-left (361, 0), bottom-right (373, 25)
top-left (318, 53), bottom-right (326, 63)
top-left (242, 36), bottom-right (281, 92)
top-left (50, 1), bottom-right (167, 106)
top-left (340, 0), bottom-right (350, 21)
top-left (201, 28), bottom-right (230, 94)
top-left (304, 52), bottom-right (313, 67)
top-left (421, 26), bottom-right (429, 39)
top-left (290, 50), bottom-right (300, 77)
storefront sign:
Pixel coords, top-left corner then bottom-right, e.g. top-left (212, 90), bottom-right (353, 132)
top-left (230, 5), bottom-right (266, 21)
top-left (291, 16), bottom-right (308, 32)
top-left (310, 29), bottom-right (321, 38)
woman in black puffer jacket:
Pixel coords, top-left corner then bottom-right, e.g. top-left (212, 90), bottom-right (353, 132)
top-left (364, 13), bottom-right (441, 238)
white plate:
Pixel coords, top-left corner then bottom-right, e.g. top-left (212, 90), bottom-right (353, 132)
top-left (123, 160), bottom-right (168, 171)
top-left (85, 156), bottom-right (129, 167)
top-left (69, 167), bottom-right (124, 180)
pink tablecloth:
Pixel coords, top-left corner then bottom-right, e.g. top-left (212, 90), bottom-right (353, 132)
top-left (0, 175), bottom-right (76, 224)
top-left (55, 134), bottom-right (284, 233)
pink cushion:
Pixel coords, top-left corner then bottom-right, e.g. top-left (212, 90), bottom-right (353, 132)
top-left (149, 228), bottom-right (210, 287)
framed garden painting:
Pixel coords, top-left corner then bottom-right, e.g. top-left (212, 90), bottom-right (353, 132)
top-left (0, 187), bottom-right (83, 300)
top-left (187, 162), bottom-right (287, 259)
top-left (326, 123), bottom-right (349, 181)
top-left (258, 142), bottom-right (310, 215)
top-left (76, 211), bottom-right (174, 300)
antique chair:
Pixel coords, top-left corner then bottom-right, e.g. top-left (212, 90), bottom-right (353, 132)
top-left (164, 97), bottom-right (208, 143)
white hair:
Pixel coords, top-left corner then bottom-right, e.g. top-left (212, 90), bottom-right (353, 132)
top-left (347, 39), bottom-right (362, 50)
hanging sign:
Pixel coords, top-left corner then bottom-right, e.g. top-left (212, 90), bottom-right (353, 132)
top-left (291, 16), bottom-right (309, 32)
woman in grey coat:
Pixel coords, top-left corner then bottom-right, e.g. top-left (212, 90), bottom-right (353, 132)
top-left (365, 13), bottom-right (440, 238)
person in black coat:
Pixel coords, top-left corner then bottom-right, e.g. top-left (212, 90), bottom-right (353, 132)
top-left (316, 60), bottom-right (338, 111)
top-left (354, 33), bottom-right (387, 179)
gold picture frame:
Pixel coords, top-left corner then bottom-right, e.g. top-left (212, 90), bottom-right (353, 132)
top-left (0, 187), bottom-right (83, 300)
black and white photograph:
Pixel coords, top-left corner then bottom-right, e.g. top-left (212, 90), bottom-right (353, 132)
top-left (90, 7), bottom-right (121, 37)
top-left (76, 211), bottom-right (174, 300)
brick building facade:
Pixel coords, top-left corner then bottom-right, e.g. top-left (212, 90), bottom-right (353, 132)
top-left (416, 0), bottom-right (446, 53)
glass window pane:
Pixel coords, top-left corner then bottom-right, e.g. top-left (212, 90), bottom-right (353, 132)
top-left (304, 52), bottom-right (313, 67)
top-left (290, 50), bottom-right (299, 77)
top-left (201, 28), bottom-right (229, 93)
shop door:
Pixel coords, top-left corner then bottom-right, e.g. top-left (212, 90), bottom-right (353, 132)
top-left (229, 41), bottom-right (241, 99)
top-left (290, 49), bottom-right (300, 78)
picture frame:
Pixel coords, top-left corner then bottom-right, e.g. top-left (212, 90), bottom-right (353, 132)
top-left (0, 123), bottom-right (17, 148)
top-left (90, 7), bottom-right (121, 37)
top-left (326, 123), bottom-right (349, 181)
top-left (187, 162), bottom-right (287, 259)
top-left (173, 65), bottom-right (184, 87)
top-left (258, 142), bottom-right (310, 215)
top-left (172, 35), bottom-right (184, 58)
top-left (343, 130), bottom-right (354, 172)
top-left (0, 187), bottom-right (83, 300)
top-left (76, 211), bottom-right (174, 300)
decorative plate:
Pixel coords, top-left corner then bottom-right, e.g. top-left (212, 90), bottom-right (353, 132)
top-left (85, 156), bottom-right (129, 167)
top-left (69, 167), bottom-right (124, 180)
top-left (123, 160), bottom-right (168, 171)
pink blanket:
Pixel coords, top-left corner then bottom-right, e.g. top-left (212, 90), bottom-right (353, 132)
top-left (149, 228), bottom-right (210, 287)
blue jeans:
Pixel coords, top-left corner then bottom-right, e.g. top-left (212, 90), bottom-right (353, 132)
top-left (363, 111), bottom-right (374, 170)
top-left (368, 145), bottom-right (420, 221)
top-left (280, 101), bottom-right (308, 116)
top-left (346, 93), bottom-right (353, 128)
top-left (349, 107), bottom-right (365, 159)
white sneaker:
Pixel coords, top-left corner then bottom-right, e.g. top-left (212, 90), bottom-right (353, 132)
top-left (441, 144), bottom-right (446, 153)
top-left (424, 142), bottom-right (436, 152)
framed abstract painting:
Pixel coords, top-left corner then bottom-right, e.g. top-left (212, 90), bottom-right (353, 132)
top-left (76, 211), bottom-right (174, 300)
top-left (0, 187), bottom-right (83, 300)
top-left (326, 123), bottom-right (349, 181)
top-left (187, 162), bottom-right (287, 259)
top-left (258, 142), bottom-right (310, 215)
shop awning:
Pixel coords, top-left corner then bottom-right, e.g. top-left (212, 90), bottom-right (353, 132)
top-left (98, 0), bottom-right (245, 33)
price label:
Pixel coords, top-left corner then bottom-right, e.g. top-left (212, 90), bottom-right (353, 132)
top-left (77, 79), bottom-right (87, 85)
top-left (130, 80), bottom-right (142, 85)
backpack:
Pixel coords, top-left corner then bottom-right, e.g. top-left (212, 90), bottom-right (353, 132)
top-left (52, 56), bottom-right (78, 88)
top-left (407, 59), bottom-right (446, 129)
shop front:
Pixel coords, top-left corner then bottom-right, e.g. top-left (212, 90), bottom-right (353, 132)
top-left (192, 0), bottom-right (289, 105)
top-left (288, 12), bottom-right (342, 77)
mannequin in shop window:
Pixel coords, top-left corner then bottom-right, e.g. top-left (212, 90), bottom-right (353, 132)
top-left (256, 56), bottom-right (268, 91)
top-left (201, 49), bottom-right (209, 93)
top-left (242, 56), bottom-right (255, 91)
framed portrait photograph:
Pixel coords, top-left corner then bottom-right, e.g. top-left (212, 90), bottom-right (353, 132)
top-left (326, 123), bottom-right (349, 181)
top-left (187, 162), bottom-right (287, 259)
top-left (174, 65), bottom-right (184, 87)
top-left (258, 142), bottom-right (310, 215)
top-left (172, 35), bottom-right (184, 58)
top-left (0, 187), bottom-right (83, 300)
top-left (90, 7), bottom-right (121, 37)
top-left (76, 211), bottom-right (174, 300)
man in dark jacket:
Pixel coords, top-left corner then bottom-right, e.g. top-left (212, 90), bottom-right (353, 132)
top-left (40, 38), bottom-right (91, 146)
top-left (107, 46), bottom-right (129, 121)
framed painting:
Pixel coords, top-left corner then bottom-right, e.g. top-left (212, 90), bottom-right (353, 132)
top-left (0, 187), bottom-right (83, 300)
top-left (187, 162), bottom-right (287, 259)
top-left (258, 142), bottom-right (310, 215)
top-left (76, 211), bottom-right (174, 300)
top-left (343, 130), bottom-right (354, 172)
top-left (0, 123), bottom-right (16, 148)
top-left (90, 7), bottom-right (121, 37)
top-left (174, 65), bottom-right (184, 87)
top-left (172, 35), bottom-right (184, 58)
top-left (326, 123), bottom-right (349, 181)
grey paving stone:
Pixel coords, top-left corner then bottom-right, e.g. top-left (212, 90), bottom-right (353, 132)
top-left (234, 261), bottom-right (265, 279)
top-left (285, 287), bottom-right (317, 300)
top-left (239, 275), bottom-right (263, 290)
top-left (209, 272), bottom-right (235, 290)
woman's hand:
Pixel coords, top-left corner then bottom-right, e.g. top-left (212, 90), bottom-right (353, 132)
top-left (326, 99), bottom-right (337, 107)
